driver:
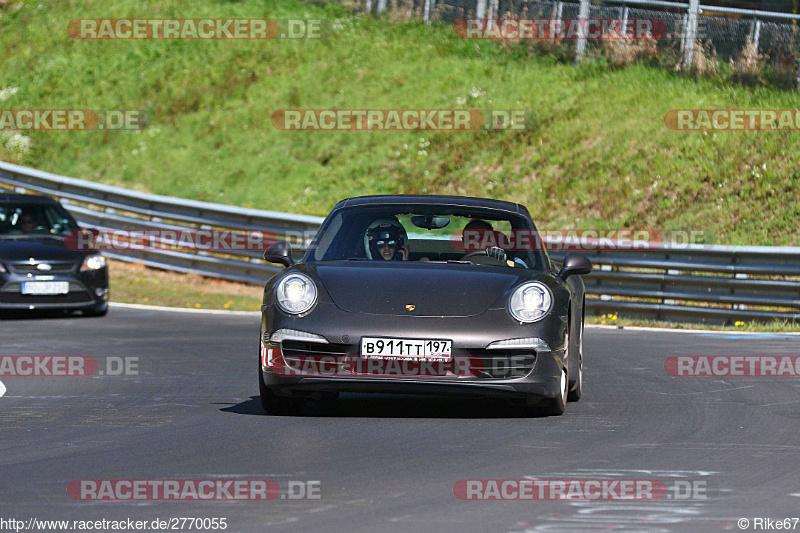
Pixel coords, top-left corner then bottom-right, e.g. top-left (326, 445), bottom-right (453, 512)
top-left (462, 219), bottom-right (527, 268)
top-left (364, 218), bottom-right (409, 261)
top-left (18, 213), bottom-right (36, 233)
top-left (8, 211), bottom-right (38, 234)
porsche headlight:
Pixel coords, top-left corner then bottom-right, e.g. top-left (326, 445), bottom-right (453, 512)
top-left (0, 263), bottom-right (6, 273)
top-left (80, 254), bottom-right (106, 272)
top-left (275, 273), bottom-right (317, 315)
top-left (508, 282), bottom-right (552, 323)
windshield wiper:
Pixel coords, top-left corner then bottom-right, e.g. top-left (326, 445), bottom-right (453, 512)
top-left (0, 234), bottom-right (66, 242)
top-left (0, 234), bottom-right (64, 239)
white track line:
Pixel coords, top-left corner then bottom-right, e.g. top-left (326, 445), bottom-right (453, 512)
top-left (110, 302), bottom-right (259, 316)
top-left (585, 324), bottom-right (800, 335)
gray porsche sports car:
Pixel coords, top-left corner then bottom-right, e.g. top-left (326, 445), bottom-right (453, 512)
top-left (259, 195), bottom-right (591, 416)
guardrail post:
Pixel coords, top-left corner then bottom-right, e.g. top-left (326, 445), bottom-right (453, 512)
top-left (622, 6), bottom-right (629, 36)
top-left (424, 0), bottom-right (432, 23)
top-left (575, 0), bottom-right (590, 63)
top-left (678, 13), bottom-right (686, 59)
top-left (549, 0), bottom-right (563, 43)
top-left (682, 0), bottom-right (700, 69)
top-left (476, 0), bottom-right (486, 19)
top-left (751, 19), bottom-right (762, 53)
top-left (487, 0), bottom-right (498, 20)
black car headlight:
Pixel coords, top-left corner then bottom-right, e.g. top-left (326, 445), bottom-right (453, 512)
top-left (80, 254), bottom-right (107, 272)
top-left (0, 262), bottom-right (6, 273)
top-left (508, 281), bottom-right (552, 323)
top-left (275, 273), bottom-right (317, 315)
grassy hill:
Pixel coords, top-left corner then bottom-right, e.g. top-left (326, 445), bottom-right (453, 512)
top-left (1, 0), bottom-right (798, 245)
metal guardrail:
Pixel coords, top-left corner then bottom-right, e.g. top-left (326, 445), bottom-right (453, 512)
top-left (556, 247), bottom-right (800, 323)
top-left (1, 161), bottom-right (798, 324)
top-left (357, 0), bottom-right (800, 88)
top-left (0, 161), bottom-right (323, 285)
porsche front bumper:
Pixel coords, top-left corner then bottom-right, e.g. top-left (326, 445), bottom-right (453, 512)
top-left (260, 301), bottom-right (569, 401)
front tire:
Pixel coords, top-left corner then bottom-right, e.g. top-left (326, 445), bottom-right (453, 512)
top-left (259, 364), bottom-right (307, 415)
top-left (541, 367), bottom-right (568, 416)
top-left (541, 325), bottom-right (570, 416)
top-left (568, 320), bottom-right (583, 402)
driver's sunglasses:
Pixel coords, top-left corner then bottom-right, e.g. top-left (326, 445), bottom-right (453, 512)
top-left (376, 240), bottom-right (397, 247)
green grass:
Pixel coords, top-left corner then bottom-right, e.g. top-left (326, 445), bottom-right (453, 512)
top-left (589, 313), bottom-right (800, 333)
top-left (1, 0), bottom-right (799, 245)
top-left (108, 259), bottom-right (262, 311)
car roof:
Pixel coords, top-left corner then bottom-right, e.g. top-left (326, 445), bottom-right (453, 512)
top-left (0, 193), bottom-right (60, 204)
top-left (335, 195), bottom-right (526, 215)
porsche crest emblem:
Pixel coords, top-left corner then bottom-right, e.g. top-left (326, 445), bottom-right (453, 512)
top-left (405, 305), bottom-right (416, 311)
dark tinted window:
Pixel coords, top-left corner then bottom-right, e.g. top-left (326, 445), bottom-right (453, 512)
top-left (304, 203), bottom-right (547, 271)
top-left (0, 202), bottom-right (79, 237)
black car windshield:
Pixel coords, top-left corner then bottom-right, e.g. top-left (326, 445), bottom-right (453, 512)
top-left (304, 204), bottom-right (549, 271)
top-left (0, 202), bottom-right (79, 238)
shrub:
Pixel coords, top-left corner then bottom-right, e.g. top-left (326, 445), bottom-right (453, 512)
top-left (601, 31), bottom-right (659, 68)
top-left (387, 0), bottom-right (419, 23)
top-left (687, 40), bottom-right (720, 79)
top-left (729, 37), bottom-right (766, 86)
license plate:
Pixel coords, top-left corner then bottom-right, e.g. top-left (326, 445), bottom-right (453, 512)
top-left (361, 337), bottom-right (452, 360)
top-left (21, 281), bottom-right (69, 295)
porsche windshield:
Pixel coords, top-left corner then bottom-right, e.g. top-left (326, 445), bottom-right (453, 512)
top-left (304, 204), bottom-right (549, 271)
top-left (0, 202), bottom-right (79, 238)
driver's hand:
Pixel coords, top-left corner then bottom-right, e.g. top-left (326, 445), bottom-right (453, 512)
top-left (400, 245), bottom-right (409, 261)
top-left (486, 246), bottom-right (506, 262)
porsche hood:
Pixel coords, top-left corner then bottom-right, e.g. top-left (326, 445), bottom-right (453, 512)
top-left (309, 262), bottom-right (531, 317)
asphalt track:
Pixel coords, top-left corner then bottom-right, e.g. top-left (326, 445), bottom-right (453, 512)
top-left (1, 306), bottom-right (799, 533)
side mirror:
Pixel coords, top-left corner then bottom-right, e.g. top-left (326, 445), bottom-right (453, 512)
top-left (558, 253), bottom-right (592, 280)
top-left (263, 240), bottom-right (294, 268)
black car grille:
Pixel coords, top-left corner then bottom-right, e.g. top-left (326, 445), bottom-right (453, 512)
top-left (281, 340), bottom-right (350, 358)
top-left (0, 291), bottom-right (93, 304)
top-left (9, 262), bottom-right (77, 274)
top-left (277, 341), bottom-right (536, 380)
top-left (0, 281), bottom-right (93, 305)
top-left (280, 341), bottom-right (350, 375)
top-left (467, 351), bottom-right (537, 380)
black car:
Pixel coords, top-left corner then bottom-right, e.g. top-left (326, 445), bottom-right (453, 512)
top-left (0, 194), bottom-right (109, 316)
top-left (259, 195), bottom-right (591, 416)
